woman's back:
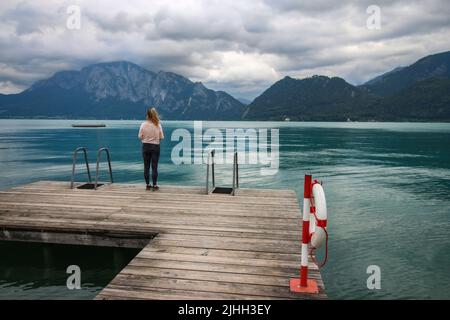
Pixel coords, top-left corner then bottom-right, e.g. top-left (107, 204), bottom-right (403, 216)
top-left (139, 121), bottom-right (164, 145)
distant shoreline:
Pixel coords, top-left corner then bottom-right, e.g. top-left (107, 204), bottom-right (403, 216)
top-left (0, 117), bottom-right (450, 123)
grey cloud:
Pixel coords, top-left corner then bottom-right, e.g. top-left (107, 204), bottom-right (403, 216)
top-left (262, 0), bottom-right (348, 13)
top-left (151, 6), bottom-right (242, 41)
top-left (87, 11), bottom-right (154, 33)
top-left (1, 1), bottom-right (66, 35)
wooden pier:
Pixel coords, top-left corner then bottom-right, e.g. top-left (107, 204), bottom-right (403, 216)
top-left (0, 181), bottom-right (326, 299)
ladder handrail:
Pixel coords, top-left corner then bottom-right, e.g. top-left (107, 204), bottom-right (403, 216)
top-left (94, 147), bottom-right (113, 190)
top-left (205, 149), bottom-right (215, 194)
top-left (232, 152), bottom-right (239, 195)
top-left (70, 147), bottom-right (92, 189)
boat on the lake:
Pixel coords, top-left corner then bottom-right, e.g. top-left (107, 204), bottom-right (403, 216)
top-left (71, 124), bottom-right (106, 128)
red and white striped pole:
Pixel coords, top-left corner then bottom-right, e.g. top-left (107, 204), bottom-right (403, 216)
top-left (290, 174), bottom-right (319, 294)
top-left (300, 174), bottom-right (312, 287)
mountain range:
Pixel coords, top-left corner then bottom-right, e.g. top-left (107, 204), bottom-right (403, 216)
top-left (1, 50), bottom-right (449, 121)
top-left (0, 61), bottom-right (244, 120)
top-left (244, 51), bottom-right (450, 121)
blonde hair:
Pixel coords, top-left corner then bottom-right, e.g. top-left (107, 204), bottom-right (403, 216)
top-left (146, 107), bottom-right (160, 126)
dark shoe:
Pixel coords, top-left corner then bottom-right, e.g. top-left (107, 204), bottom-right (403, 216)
top-left (146, 185), bottom-right (152, 191)
top-left (152, 185), bottom-right (160, 191)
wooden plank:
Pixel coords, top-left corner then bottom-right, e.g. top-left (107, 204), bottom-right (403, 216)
top-left (136, 250), bottom-right (305, 269)
top-left (15, 181), bottom-right (298, 198)
top-left (155, 233), bottom-right (299, 247)
top-left (146, 238), bottom-right (301, 254)
top-left (141, 245), bottom-right (303, 263)
top-left (128, 257), bottom-right (299, 277)
top-left (97, 220), bottom-right (301, 234)
top-left (0, 190), bottom-right (299, 206)
top-left (116, 265), bottom-right (324, 288)
top-left (101, 274), bottom-right (324, 300)
top-left (97, 285), bottom-right (281, 300)
top-left (106, 212), bottom-right (301, 228)
top-left (92, 221), bottom-right (301, 241)
top-left (0, 201), bottom-right (121, 211)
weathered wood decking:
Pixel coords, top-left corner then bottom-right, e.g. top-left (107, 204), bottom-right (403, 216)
top-left (0, 181), bottom-right (326, 299)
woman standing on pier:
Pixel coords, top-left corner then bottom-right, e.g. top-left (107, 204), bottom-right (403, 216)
top-left (138, 107), bottom-right (164, 191)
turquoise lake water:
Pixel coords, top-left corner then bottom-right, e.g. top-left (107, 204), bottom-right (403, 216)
top-left (0, 119), bottom-right (449, 299)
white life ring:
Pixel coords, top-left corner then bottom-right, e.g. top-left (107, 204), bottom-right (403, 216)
top-left (310, 181), bottom-right (328, 249)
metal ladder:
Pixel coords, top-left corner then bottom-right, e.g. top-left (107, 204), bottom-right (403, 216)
top-left (70, 147), bottom-right (113, 189)
top-left (205, 149), bottom-right (239, 195)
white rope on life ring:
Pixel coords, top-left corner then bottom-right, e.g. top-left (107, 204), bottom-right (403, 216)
top-left (309, 180), bottom-right (328, 267)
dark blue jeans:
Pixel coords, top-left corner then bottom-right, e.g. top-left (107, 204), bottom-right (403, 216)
top-left (142, 143), bottom-right (160, 186)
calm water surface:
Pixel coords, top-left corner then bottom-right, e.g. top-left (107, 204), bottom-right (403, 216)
top-left (0, 119), bottom-right (449, 299)
top-left (0, 241), bottom-right (139, 299)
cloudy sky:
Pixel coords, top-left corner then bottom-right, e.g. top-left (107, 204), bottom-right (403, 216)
top-left (0, 0), bottom-right (449, 99)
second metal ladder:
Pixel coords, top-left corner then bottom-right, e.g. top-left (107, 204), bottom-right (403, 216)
top-left (70, 147), bottom-right (113, 189)
top-left (206, 149), bottom-right (239, 195)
